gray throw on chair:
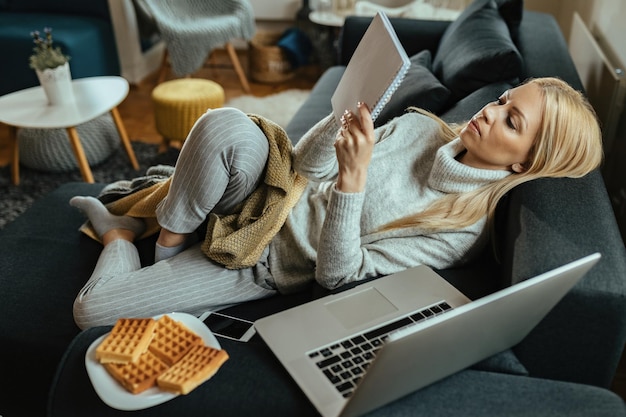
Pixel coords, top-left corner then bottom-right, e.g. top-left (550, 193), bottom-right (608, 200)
top-left (136, 0), bottom-right (256, 76)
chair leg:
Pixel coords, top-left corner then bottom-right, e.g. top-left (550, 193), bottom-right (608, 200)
top-left (157, 49), bottom-right (169, 84)
top-left (159, 43), bottom-right (250, 93)
top-left (225, 42), bottom-right (251, 94)
top-left (158, 137), bottom-right (171, 153)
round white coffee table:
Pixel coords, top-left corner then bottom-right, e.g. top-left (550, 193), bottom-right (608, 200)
top-left (0, 76), bottom-right (139, 185)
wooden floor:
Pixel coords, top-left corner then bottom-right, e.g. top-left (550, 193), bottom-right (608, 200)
top-left (0, 48), bottom-right (322, 168)
top-left (1, 48), bottom-right (625, 402)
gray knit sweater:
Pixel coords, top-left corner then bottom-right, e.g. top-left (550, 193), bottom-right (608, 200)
top-left (268, 112), bottom-right (510, 294)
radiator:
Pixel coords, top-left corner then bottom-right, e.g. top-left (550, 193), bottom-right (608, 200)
top-left (569, 12), bottom-right (625, 154)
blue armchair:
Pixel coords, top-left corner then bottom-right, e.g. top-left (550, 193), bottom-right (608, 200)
top-left (0, 0), bottom-right (120, 96)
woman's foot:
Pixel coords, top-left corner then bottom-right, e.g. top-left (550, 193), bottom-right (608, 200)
top-left (70, 196), bottom-right (146, 239)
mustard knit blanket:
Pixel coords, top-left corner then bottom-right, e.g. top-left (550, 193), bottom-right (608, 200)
top-left (81, 114), bottom-right (308, 269)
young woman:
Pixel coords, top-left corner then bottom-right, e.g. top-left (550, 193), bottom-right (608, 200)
top-left (70, 77), bottom-right (603, 329)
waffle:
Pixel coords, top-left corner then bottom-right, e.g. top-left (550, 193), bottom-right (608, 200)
top-left (96, 318), bottom-right (157, 364)
top-left (103, 350), bottom-right (170, 394)
top-left (148, 314), bottom-right (203, 366)
top-left (157, 344), bottom-right (229, 395)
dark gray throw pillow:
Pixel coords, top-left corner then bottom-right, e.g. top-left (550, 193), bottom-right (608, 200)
top-left (432, 0), bottom-right (523, 102)
top-left (493, 0), bottom-right (524, 41)
top-left (440, 81), bottom-right (514, 124)
top-left (375, 50), bottom-right (451, 127)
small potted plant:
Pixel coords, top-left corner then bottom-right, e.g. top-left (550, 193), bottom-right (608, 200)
top-left (29, 27), bottom-right (74, 105)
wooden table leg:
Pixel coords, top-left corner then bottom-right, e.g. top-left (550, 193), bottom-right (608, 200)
top-left (66, 127), bottom-right (94, 183)
top-left (110, 107), bottom-right (140, 170)
top-left (9, 125), bottom-right (19, 185)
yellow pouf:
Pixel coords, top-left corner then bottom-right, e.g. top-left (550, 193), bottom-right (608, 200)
top-left (152, 78), bottom-right (225, 148)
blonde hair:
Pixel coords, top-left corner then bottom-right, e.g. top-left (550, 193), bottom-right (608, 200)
top-left (383, 77), bottom-right (604, 232)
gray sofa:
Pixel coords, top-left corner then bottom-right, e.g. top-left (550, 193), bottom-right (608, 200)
top-left (1, 1), bottom-right (625, 416)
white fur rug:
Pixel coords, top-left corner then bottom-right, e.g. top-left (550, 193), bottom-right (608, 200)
top-left (225, 89), bottom-right (310, 128)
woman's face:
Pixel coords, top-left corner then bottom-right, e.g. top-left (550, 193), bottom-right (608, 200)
top-left (458, 82), bottom-right (543, 172)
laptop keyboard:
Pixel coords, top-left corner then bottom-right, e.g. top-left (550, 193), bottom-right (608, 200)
top-left (308, 301), bottom-right (453, 398)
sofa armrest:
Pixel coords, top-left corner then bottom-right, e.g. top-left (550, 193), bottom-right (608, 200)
top-left (497, 170), bottom-right (626, 388)
top-left (338, 16), bottom-right (449, 65)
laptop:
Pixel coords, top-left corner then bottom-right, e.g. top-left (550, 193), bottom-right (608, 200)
top-left (255, 253), bottom-right (601, 417)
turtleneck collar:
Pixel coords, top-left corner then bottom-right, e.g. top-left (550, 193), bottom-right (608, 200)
top-left (428, 138), bottom-right (511, 194)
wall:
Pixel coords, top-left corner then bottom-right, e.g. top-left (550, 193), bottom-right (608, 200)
top-left (525, 0), bottom-right (625, 69)
top-left (585, 0), bottom-right (626, 69)
top-left (250, 0), bottom-right (301, 20)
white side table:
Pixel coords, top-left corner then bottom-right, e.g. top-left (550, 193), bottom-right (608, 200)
top-left (309, 10), bottom-right (346, 27)
top-left (0, 76), bottom-right (139, 185)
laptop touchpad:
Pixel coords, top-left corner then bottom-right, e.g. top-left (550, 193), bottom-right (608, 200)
top-left (325, 287), bottom-right (398, 329)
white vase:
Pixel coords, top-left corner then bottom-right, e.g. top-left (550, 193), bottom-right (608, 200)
top-left (36, 62), bottom-right (75, 106)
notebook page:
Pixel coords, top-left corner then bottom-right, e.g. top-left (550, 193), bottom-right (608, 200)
top-left (331, 12), bottom-right (411, 126)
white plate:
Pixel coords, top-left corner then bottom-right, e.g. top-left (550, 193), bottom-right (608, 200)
top-left (85, 312), bottom-right (220, 411)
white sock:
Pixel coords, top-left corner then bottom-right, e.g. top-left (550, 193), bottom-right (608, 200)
top-left (154, 234), bottom-right (198, 263)
top-left (69, 196), bottom-right (146, 239)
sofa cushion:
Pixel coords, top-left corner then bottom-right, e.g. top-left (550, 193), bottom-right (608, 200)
top-left (286, 66), bottom-right (343, 144)
top-left (440, 81), bottom-right (514, 124)
top-left (49, 327), bottom-right (625, 417)
top-left (432, 0), bottom-right (522, 102)
top-left (0, 182), bottom-right (106, 417)
top-left (493, 0), bottom-right (524, 41)
top-left (375, 50), bottom-right (451, 127)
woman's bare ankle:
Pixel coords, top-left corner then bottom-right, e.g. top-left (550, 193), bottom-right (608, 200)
top-left (157, 228), bottom-right (190, 248)
top-left (102, 229), bottom-right (136, 245)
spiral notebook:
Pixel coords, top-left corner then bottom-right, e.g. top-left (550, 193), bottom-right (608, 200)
top-left (331, 12), bottom-right (411, 126)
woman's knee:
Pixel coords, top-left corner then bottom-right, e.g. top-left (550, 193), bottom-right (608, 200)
top-left (189, 107), bottom-right (249, 140)
top-left (73, 297), bottom-right (109, 329)
top-left (182, 107), bottom-right (266, 155)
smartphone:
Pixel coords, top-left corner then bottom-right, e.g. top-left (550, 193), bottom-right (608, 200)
top-left (201, 312), bottom-right (256, 342)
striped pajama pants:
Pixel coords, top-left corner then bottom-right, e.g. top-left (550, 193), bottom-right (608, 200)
top-left (73, 108), bottom-right (278, 329)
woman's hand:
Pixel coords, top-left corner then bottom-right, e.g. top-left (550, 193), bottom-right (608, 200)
top-left (334, 102), bottom-right (375, 193)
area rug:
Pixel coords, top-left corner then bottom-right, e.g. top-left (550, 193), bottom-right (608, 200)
top-left (225, 89), bottom-right (310, 128)
top-left (0, 89), bottom-right (310, 230)
top-left (0, 143), bottom-right (180, 230)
